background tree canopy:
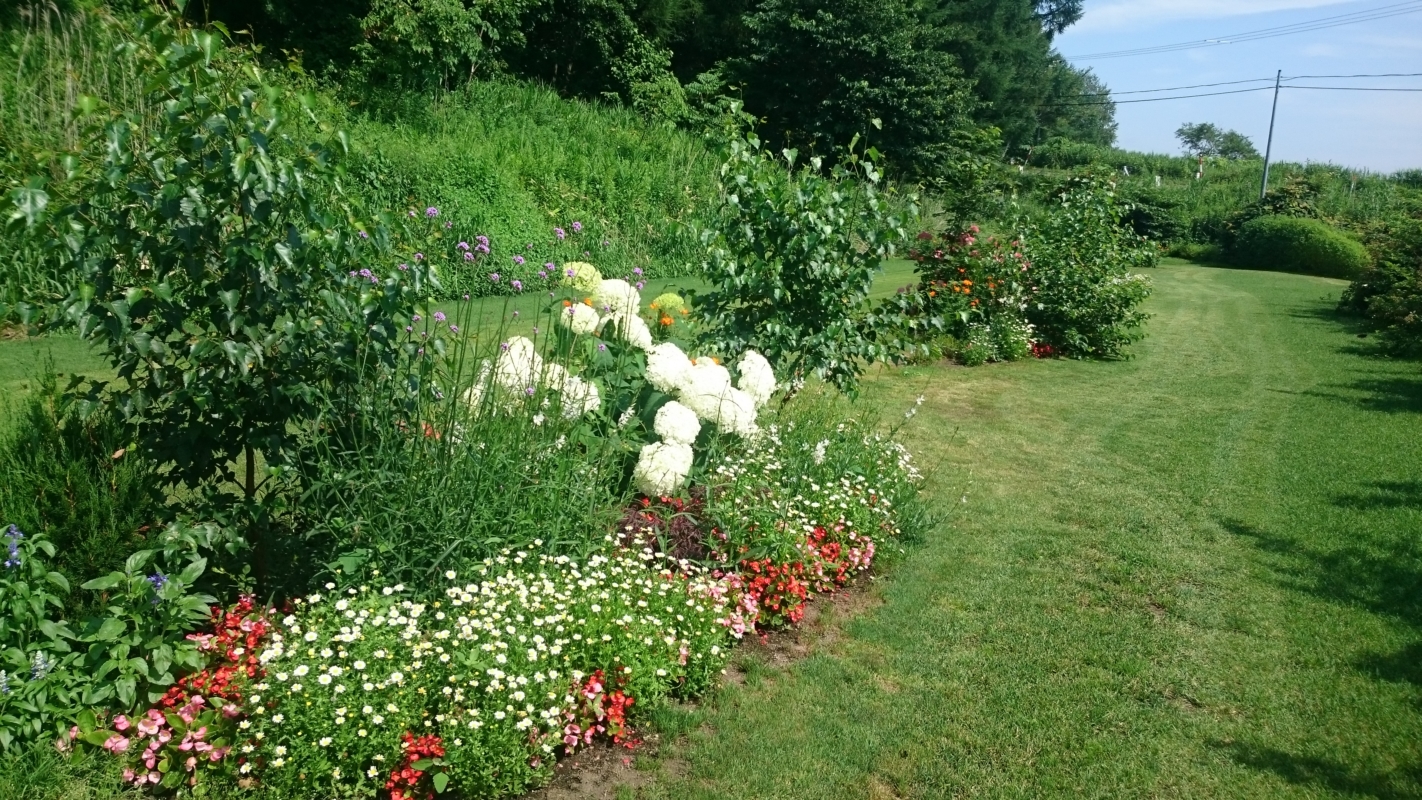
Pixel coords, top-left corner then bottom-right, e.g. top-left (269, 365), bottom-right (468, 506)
top-left (189, 0), bottom-right (1112, 179)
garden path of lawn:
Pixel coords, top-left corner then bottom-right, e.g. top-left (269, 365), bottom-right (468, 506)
top-left (638, 263), bottom-right (1422, 799)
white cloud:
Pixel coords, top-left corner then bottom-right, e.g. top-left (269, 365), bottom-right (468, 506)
top-left (1073, 0), bottom-right (1358, 33)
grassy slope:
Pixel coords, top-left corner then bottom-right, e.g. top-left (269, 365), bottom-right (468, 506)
top-left (639, 263), bottom-right (1422, 798)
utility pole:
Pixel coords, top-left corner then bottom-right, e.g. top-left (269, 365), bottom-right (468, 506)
top-left (1260, 69), bottom-right (1282, 201)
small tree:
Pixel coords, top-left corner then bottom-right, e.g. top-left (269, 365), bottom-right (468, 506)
top-left (696, 110), bottom-right (916, 394)
top-left (9, 10), bottom-right (439, 577)
top-left (1175, 122), bottom-right (1259, 160)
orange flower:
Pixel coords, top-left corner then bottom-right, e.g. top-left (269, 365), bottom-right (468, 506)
top-left (582, 297), bottom-right (593, 307)
top-left (928, 290), bottom-right (937, 297)
top-left (660, 315), bottom-right (674, 326)
top-left (962, 279), bottom-right (973, 286)
top-left (562, 300), bottom-right (572, 308)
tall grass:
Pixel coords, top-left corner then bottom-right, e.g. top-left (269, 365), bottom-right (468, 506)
top-left (0, 4), bottom-right (154, 318)
top-left (341, 80), bottom-right (718, 286)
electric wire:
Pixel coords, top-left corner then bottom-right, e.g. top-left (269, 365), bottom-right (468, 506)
top-left (1068, 1), bottom-right (1422, 60)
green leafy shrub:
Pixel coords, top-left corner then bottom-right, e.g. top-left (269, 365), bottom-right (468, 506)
top-left (696, 112), bottom-right (916, 394)
top-left (0, 372), bottom-right (164, 607)
top-left (1340, 213), bottom-right (1422, 353)
top-left (1017, 174), bottom-right (1156, 358)
top-left (1229, 215), bottom-right (1370, 279)
top-left (0, 522), bottom-right (232, 749)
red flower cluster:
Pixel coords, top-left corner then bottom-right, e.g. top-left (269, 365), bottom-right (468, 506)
top-left (804, 526), bottom-right (876, 593)
top-left (385, 732), bottom-right (447, 800)
top-left (1031, 341), bottom-right (1056, 358)
top-left (739, 558), bottom-right (809, 627)
top-left (562, 670), bottom-right (640, 754)
top-left (160, 596), bottom-right (272, 710)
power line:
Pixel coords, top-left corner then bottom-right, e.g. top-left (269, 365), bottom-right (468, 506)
top-left (1074, 77), bottom-right (1278, 97)
top-left (1284, 72), bottom-right (1422, 79)
top-left (1040, 86), bottom-right (1276, 107)
top-left (1287, 85), bottom-right (1422, 90)
top-left (1067, 0), bottom-right (1422, 60)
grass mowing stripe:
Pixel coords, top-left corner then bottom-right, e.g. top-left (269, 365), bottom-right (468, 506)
top-left (638, 263), bottom-right (1422, 799)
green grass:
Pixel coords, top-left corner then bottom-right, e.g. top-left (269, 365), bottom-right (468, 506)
top-left (635, 263), bottom-right (1422, 798)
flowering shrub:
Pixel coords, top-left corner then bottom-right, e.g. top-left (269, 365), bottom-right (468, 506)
top-left (907, 226), bottom-right (1035, 328)
top-left (239, 546), bottom-right (732, 798)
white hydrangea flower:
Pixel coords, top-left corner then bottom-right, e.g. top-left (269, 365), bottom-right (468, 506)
top-left (560, 374), bottom-right (601, 419)
top-left (563, 262), bottom-right (602, 293)
top-left (645, 342), bottom-right (693, 394)
top-left (606, 313), bottom-right (654, 351)
top-left (592, 279), bottom-right (641, 319)
top-left (494, 337), bottom-right (543, 395)
top-left (736, 350), bottom-right (777, 408)
top-left (653, 401), bottom-right (701, 445)
top-left (560, 303), bottom-right (600, 335)
top-left (679, 359), bottom-right (732, 419)
top-left (632, 441), bottom-right (694, 496)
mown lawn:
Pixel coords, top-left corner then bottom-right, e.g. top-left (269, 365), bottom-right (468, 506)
top-left (637, 263), bottom-right (1422, 799)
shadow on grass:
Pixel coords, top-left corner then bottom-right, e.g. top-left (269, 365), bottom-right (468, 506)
top-left (1335, 481), bottom-right (1422, 511)
top-left (1356, 641), bottom-right (1422, 688)
top-left (1213, 741), bottom-right (1422, 800)
top-left (1349, 377), bottom-right (1422, 414)
top-left (1219, 518), bottom-right (1422, 628)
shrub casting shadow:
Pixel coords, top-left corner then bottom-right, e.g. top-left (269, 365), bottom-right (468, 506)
top-left (1335, 480), bottom-right (1422, 511)
top-left (1348, 377), bottom-right (1422, 414)
top-left (1356, 641), bottom-right (1422, 689)
top-left (1218, 518), bottom-right (1422, 627)
top-left (1211, 741), bottom-right (1422, 800)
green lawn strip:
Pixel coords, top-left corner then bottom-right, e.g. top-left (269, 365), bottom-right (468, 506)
top-left (637, 264), bottom-right (1422, 799)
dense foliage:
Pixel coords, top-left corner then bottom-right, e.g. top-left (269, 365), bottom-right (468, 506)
top-left (1230, 216), bottom-right (1371, 279)
top-left (695, 115), bottom-right (915, 393)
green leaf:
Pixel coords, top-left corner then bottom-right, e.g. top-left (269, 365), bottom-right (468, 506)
top-left (88, 617), bottom-right (126, 643)
top-left (8, 184), bottom-right (49, 227)
top-left (80, 574), bottom-right (122, 592)
top-left (433, 772), bottom-right (450, 793)
top-left (411, 759), bottom-right (435, 771)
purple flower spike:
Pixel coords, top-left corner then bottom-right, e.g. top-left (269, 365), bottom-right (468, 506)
top-left (358, 230), bottom-right (369, 240)
top-left (565, 268), bottom-right (575, 278)
top-left (501, 342), bottom-right (510, 351)
top-left (525, 386), bottom-right (536, 396)
top-left (434, 312), bottom-right (447, 322)
top-left (464, 252), bottom-right (475, 261)
top-left (426, 207), bottom-right (439, 218)
top-left (412, 314), bottom-right (421, 322)
top-left (511, 280), bottom-right (523, 292)
top-left (633, 267), bottom-right (643, 276)
top-left (538, 271), bottom-right (548, 280)
top-left (490, 273), bottom-right (501, 282)
top-left (399, 263), bottom-right (409, 271)
top-left (405, 326), bottom-right (413, 333)
top-left (555, 227), bottom-right (566, 240)
top-left (513, 256), bottom-right (525, 266)
top-left (635, 281), bottom-right (645, 290)
top-left (598, 343), bottom-right (607, 352)
top-left (414, 253), bottom-right (424, 261)
top-left (458, 242), bottom-right (470, 251)
top-left (572, 221), bottom-right (583, 232)
top-left (450, 325), bottom-right (460, 333)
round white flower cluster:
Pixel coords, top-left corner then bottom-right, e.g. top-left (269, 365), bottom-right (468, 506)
top-left (628, 342), bottom-right (779, 496)
top-left (464, 336), bottom-right (601, 419)
top-left (247, 545), bottom-right (733, 799)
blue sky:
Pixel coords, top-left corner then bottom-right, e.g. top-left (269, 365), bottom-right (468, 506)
top-left (1055, 0), bottom-right (1422, 172)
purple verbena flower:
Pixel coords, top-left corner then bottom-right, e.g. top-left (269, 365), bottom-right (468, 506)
top-left (513, 256), bottom-right (525, 266)
top-left (490, 273), bottom-right (501, 283)
top-left (501, 342), bottom-right (511, 351)
top-left (633, 267), bottom-right (643, 276)
top-left (358, 230), bottom-right (369, 239)
top-left (426, 207), bottom-right (440, 218)
top-left (457, 242), bottom-right (470, 251)
top-left (414, 253), bottom-right (424, 261)
top-left (572, 221), bottom-right (583, 233)
top-left (555, 227), bottom-right (566, 240)
top-left (434, 312), bottom-right (447, 322)
top-left (511, 280), bottom-right (523, 292)
top-left (450, 325), bottom-right (460, 333)
top-left (524, 386), bottom-right (536, 396)
top-left (464, 252), bottom-right (475, 261)
top-left (399, 263), bottom-right (410, 271)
